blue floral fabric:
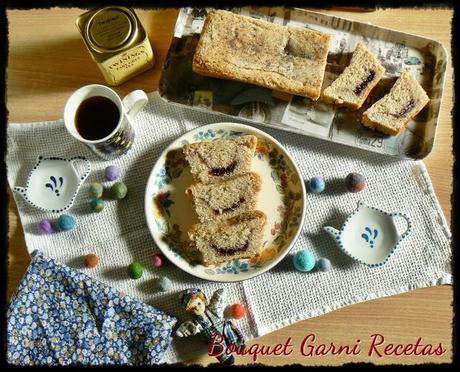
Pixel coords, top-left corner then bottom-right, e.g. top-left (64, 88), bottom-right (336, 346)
top-left (7, 251), bottom-right (177, 365)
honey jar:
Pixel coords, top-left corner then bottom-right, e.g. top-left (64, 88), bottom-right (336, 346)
top-left (76, 6), bottom-right (155, 86)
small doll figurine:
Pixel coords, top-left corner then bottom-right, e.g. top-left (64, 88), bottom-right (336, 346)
top-left (176, 288), bottom-right (245, 365)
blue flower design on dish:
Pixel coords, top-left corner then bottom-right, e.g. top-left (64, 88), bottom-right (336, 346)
top-left (361, 226), bottom-right (379, 248)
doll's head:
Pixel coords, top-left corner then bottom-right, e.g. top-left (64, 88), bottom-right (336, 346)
top-left (179, 288), bottom-right (208, 316)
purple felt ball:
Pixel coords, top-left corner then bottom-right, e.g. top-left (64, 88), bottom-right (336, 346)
top-left (105, 165), bottom-right (120, 181)
top-left (38, 219), bottom-right (54, 234)
top-left (345, 172), bottom-right (366, 193)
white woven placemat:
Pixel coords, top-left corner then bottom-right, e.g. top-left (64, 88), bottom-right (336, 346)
top-left (6, 92), bottom-right (452, 364)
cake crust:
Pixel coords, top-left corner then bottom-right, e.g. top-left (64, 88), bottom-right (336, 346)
top-left (192, 10), bottom-right (331, 100)
top-left (187, 172), bottom-right (262, 223)
top-left (188, 210), bottom-right (267, 266)
top-left (183, 135), bottom-right (257, 183)
top-left (361, 69), bottom-right (430, 136)
top-left (322, 42), bottom-right (386, 110)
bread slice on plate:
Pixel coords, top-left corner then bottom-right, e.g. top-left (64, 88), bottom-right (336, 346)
top-left (192, 9), bottom-right (331, 100)
top-left (187, 172), bottom-right (262, 223)
top-left (188, 210), bottom-right (267, 266)
top-left (322, 42), bottom-right (385, 109)
top-left (183, 135), bottom-right (257, 183)
top-left (361, 69), bottom-right (430, 136)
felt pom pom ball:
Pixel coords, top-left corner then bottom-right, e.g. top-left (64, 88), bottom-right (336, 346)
top-left (316, 258), bottom-right (331, 272)
top-left (228, 304), bottom-right (247, 320)
top-left (156, 277), bottom-right (172, 291)
top-left (345, 172), bottom-right (366, 193)
top-left (89, 182), bottom-right (103, 198)
top-left (57, 214), bottom-right (76, 232)
top-left (293, 250), bottom-right (315, 272)
top-left (105, 165), bottom-right (121, 181)
top-left (38, 219), bottom-right (54, 234)
top-left (90, 198), bottom-right (104, 212)
top-left (309, 176), bottom-right (325, 193)
top-left (151, 254), bottom-right (164, 268)
top-left (111, 182), bottom-right (128, 200)
top-left (84, 253), bottom-right (99, 268)
top-left (128, 262), bottom-right (143, 279)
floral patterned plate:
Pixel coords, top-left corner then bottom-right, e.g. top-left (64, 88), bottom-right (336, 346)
top-left (144, 122), bottom-right (306, 282)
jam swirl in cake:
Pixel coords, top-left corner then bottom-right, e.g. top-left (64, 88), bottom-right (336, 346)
top-left (211, 241), bottom-right (249, 256)
top-left (213, 197), bottom-right (246, 215)
top-left (397, 98), bottom-right (415, 117)
top-left (209, 160), bottom-right (238, 176)
top-left (183, 135), bottom-right (257, 183)
top-left (354, 70), bottom-right (376, 95)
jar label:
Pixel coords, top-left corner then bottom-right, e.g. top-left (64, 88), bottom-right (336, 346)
top-left (101, 41), bottom-right (154, 85)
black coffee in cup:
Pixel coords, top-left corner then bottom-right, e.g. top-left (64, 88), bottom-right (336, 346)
top-left (75, 96), bottom-right (120, 140)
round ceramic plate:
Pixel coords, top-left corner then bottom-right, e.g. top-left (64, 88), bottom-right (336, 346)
top-left (145, 122), bottom-right (306, 282)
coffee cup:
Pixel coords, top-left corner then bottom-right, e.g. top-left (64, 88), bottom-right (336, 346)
top-left (64, 84), bottom-right (147, 159)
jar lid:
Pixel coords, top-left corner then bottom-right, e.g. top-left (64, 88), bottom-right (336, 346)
top-left (87, 7), bottom-right (135, 51)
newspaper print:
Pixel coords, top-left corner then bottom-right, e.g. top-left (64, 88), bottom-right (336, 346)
top-left (161, 7), bottom-right (447, 159)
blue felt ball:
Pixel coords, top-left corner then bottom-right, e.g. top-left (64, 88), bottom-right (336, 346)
top-left (316, 258), bottom-right (331, 272)
top-left (309, 176), bottom-right (325, 193)
top-left (105, 165), bottom-right (121, 181)
top-left (156, 277), bottom-right (172, 291)
top-left (57, 214), bottom-right (76, 232)
top-left (293, 250), bottom-right (316, 272)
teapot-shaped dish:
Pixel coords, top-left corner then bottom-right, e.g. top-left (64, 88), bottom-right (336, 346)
top-left (14, 156), bottom-right (91, 213)
top-left (324, 200), bottom-right (412, 267)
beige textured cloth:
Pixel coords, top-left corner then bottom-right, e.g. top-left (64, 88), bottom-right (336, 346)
top-left (6, 92), bottom-right (451, 363)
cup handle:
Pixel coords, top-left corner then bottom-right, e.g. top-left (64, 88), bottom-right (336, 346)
top-left (69, 157), bottom-right (91, 181)
top-left (122, 90), bottom-right (148, 120)
top-left (391, 212), bottom-right (412, 241)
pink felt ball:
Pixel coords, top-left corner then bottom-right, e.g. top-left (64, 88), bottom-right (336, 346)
top-left (345, 172), bottom-right (366, 193)
top-left (38, 219), bottom-right (54, 234)
top-left (151, 254), bottom-right (164, 268)
top-left (229, 304), bottom-right (247, 320)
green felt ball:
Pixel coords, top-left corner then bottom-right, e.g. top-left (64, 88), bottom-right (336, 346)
top-left (128, 262), bottom-right (143, 279)
top-left (90, 198), bottom-right (104, 212)
top-left (89, 182), bottom-right (103, 198)
top-left (111, 182), bottom-right (128, 200)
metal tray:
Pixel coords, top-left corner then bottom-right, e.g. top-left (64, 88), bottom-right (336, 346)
top-left (159, 7), bottom-right (447, 159)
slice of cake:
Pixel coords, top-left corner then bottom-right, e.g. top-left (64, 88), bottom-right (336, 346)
top-left (183, 135), bottom-right (257, 183)
top-left (188, 210), bottom-right (267, 266)
top-left (322, 42), bottom-right (385, 109)
top-left (186, 172), bottom-right (262, 223)
top-left (192, 9), bottom-right (331, 100)
top-left (361, 69), bottom-right (430, 136)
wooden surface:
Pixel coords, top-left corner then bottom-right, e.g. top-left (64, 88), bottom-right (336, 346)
top-left (7, 8), bottom-right (453, 365)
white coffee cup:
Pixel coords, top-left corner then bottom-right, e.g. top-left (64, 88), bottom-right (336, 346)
top-left (64, 84), bottom-right (148, 159)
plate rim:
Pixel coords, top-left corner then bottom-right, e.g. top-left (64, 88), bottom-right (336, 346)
top-left (144, 122), bottom-right (307, 282)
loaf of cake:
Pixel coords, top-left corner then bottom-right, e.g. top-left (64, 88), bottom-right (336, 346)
top-left (187, 172), bottom-right (262, 223)
top-left (322, 42), bottom-right (385, 109)
top-left (361, 69), bottom-right (430, 136)
top-left (192, 10), bottom-right (331, 100)
top-left (188, 210), bottom-right (267, 266)
top-left (183, 135), bottom-right (257, 183)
